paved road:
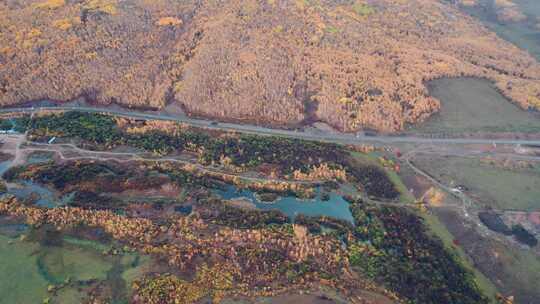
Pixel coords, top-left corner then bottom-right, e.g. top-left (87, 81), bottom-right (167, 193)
top-left (2, 106), bottom-right (540, 146)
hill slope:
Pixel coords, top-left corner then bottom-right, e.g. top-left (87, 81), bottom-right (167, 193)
top-left (1, 0), bottom-right (539, 132)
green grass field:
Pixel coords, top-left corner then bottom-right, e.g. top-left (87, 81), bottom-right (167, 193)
top-left (492, 240), bottom-right (540, 298)
top-left (413, 155), bottom-right (540, 212)
top-left (0, 233), bottom-right (113, 304)
top-left (0, 234), bottom-right (50, 304)
top-left (0, 230), bottom-right (151, 304)
top-left (409, 77), bottom-right (540, 134)
top-left (38, 245), bottom-right (111, 284)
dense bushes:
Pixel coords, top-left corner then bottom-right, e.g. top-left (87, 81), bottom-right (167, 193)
top-left (0, 116), bottom-right (30, 132)
top-left (25, 112), bottom-right (348, 174)
top-left (3, 160), bottom-right (220, 194)
top-left (28, 111), bottom-right (121, 144)
top-left (152, 164), bottom-right (222, 189)
top-left (38, 162), bottom-right (116, 190)
top-left (3, 161), bottom-right (170, 210)
top-left (4, 161), bottom-right (120, 190)
top-left (12, 116), bottom-right (31, 132)
top-left (294, 214), bottom-right (352, 237)
top-left (347, 165), bottom-right (399, 199)
top-left (201, 135), bottom-right (347, 173)
top-left (24, 112), bottom-right (400, 200)
top-left (348, 200), bottom-right (489, 304)
top-left (26, 112), bottom-right (347, 174)
top-left (69, 191), bottom-right (123, 210)
top-left (198, 198), bottom-right (289, 229)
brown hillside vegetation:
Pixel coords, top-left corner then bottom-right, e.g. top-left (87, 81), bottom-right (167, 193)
top-left (1, 0), bottom-right (540, 132)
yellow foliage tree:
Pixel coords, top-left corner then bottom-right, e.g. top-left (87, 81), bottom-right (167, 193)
top-left (33, 0), bottom-right (65, 10)
top-left (156, 17), bottom-right (183, 27)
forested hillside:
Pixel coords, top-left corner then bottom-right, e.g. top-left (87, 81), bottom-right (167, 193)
top-left (1, 0), bottom-right (539, 131)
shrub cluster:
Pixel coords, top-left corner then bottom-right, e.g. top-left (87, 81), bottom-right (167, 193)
top-left (198, 198), bottom-right (289, 229)
top-left (348, 200), bottom-right (489, 304)
top-left (24, 112), bottom-right (400, 200)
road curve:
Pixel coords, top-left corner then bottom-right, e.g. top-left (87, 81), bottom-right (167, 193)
top-left (2, 106), bottom-right (540, 146)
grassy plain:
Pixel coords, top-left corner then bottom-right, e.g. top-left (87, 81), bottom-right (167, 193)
top-left (0, 230), bottom-right (147, 304)
top-left (0, 234), bottom-right (49, 304)
top-left (410, 78), bottom-right (540, 134)
top-left (38, 245), bottom-right (111, 284)
top-left (413, 154), bottom-right (540, 211)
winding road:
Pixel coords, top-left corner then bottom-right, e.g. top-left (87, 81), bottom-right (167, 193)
top-left (2, 106), bottom-right (540, 146)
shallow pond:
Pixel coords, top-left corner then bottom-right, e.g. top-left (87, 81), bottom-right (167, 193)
top-left (9, 181), bottom-right (58, 208)
top-left (217, 186), bottom-right (354, 223)
top-left (1, 159), bottom-right (73, 208)
top-left (410, 77), bottom-right (540, 133)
